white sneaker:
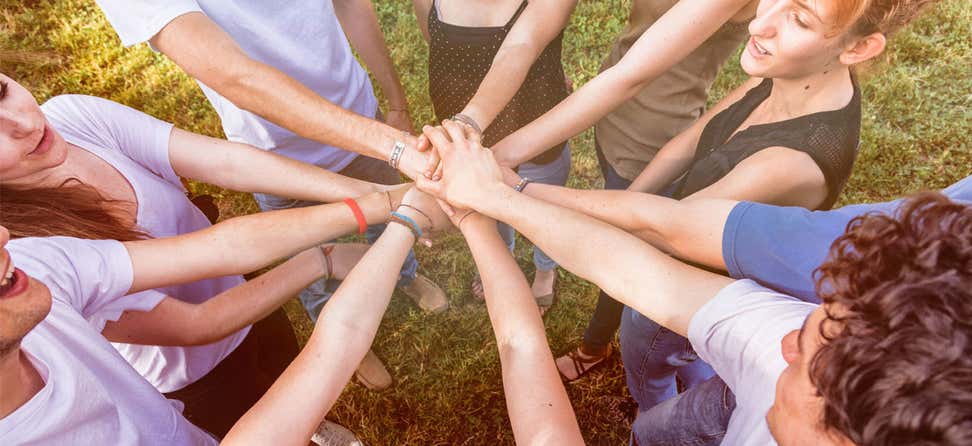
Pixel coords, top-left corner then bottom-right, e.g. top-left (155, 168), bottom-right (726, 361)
top-left (311, 420), bottom-right (363, 446)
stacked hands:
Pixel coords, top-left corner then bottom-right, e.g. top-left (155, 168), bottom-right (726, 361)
top-left (391, 119), bottom-right (518, 239)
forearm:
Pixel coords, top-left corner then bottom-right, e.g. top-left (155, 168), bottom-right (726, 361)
top-left (170, 129), bottom-right (379, 203)
top-left (153, 13), bottom-right (409, 170)
top-left (223, 223), bottom-right (414, 446)
top-left (626, 132), bottom-right (699, 194)
top-left (475, 184), bottom-right (730, 336)
top-left (125, 192), bottom-right (392, 294)
top-left (462, 215), bottom-right (582, 444)
top-left (460, 45), bottom-right (537, 131)
top-left (493, 65), bottom-right (642, 167)
top-left (334, 0), bottom-right (408, 110)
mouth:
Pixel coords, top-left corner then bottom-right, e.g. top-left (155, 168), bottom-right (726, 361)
top-left (27, 123), bottom-right (54, 157)
top-left (0, 255), bottom-right (28, 299)
top-left (748, 37), bottom-right (772, 57)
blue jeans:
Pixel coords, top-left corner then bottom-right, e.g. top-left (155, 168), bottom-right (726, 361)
top-left (620, 306), bottom-right (715, 409)
top-left (630, 376), bottom-right (735, 446)
top-left (497, 145), bottom-right (571, 271)
top-left (253, 154), bottom-right (418, 322)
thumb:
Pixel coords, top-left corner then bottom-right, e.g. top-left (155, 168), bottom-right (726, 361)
top-left (416, 175), bottom-right (445, 198)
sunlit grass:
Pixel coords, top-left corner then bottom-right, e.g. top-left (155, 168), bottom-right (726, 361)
top-left (2, 0), bottom-right (969, 443)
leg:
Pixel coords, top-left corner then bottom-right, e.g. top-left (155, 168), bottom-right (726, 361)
top-left (620, 306), bottom-right (715, 410)
top-left (630, 376), bottom-right (736, 446)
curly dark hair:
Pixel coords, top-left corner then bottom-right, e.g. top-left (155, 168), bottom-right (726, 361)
top-left (810, 192), bottom-right (972, 445)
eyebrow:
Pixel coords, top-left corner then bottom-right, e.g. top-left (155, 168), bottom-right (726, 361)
top-left (792, 0), bottom-right (824, 23)
top-left (796, 314), bottom-right (811, 355)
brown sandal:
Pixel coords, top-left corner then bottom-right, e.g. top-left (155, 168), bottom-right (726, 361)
top-left (556, 344), bottom-right (611, 382)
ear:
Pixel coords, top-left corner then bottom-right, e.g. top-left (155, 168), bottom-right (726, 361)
top-left (839, 32), bottom-right (886, 66)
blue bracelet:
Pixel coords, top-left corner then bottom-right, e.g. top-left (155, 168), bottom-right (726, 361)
top-left (390, 211), bottom-right (423, 240)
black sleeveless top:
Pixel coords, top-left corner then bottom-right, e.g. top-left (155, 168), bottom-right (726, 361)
top-left (428, 0), bottom-right (569, 165)
top-left (675, 78), bottom-right (861, 209)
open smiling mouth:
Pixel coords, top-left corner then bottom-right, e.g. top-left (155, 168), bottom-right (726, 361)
top-left (0, 258), bottom-right (28, 298)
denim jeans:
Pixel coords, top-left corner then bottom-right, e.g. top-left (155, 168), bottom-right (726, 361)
top-left (497, 144), bottom-right (571, 271)
top-left (620, 306), bottom-right (715, 409)
top-left (630, 376), bottom-right (735, 446)
top-left (253, 154), bottom-right (418, 322)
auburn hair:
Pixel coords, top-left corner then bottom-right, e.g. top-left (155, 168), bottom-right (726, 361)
top-left (830, 0), bottom-right (940, 37)
top-left (1, 179), bottom-right (149, 242)
top-left (811, 192), bottom-right (972, 445)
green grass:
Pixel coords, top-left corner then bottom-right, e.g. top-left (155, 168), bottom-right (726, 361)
top-left (2, 1), bottom-right (970, 444)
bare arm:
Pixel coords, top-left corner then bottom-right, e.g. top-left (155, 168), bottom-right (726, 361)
top-left (420, 122), bottom-right (733, 336)
top-left (334, 0), bottom-right (413, 133)
top-left (520, 182), bottom-right (734, 269)
top-left (150, 12), bottom-right (430, 179)
top-left (457, 0), bottom-right (577, 132)
top-left (683, 147), bottom-right (827, 208)
top-left (412, 0), bottom-right (432, 42)
top-left (492, 0), bottom-right (753, 167)
top-left (101, 244), bottom-right (367, 346)
top-left (461, 213), bottom-right (583, 445)
top-left (123, 189), bottom-right (403, 294)
top-left (627, 76), bottom-right (763, 194)
top-left (169, 128), bottom-right (384, 203)
top-left (221, 192), bottom-right (446, 445)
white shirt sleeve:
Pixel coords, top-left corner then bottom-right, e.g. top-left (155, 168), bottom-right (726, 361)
top-left (688, 279), bottom-right (817, 393)
top-left (41, 95), bottom-right (181, 187)
top-left (94, 0), bottom-right (202, 47)
top-left (7, 237), bottom-right (164, 331)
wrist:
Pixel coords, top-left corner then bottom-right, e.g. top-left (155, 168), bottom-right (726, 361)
top-left (394, 206), bottom-right (431, 234)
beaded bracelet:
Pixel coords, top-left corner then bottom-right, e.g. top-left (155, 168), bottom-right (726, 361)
top-left (398, 204), bottom-right (433, 229)
top-left (513, 177), bottom-right (533, 193)
top-left (388, 140), bottom-right (406, 169)
top-left (389, 211), bottom-right (423, 241)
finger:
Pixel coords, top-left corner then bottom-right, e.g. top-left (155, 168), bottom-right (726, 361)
top-left (432, 158), bottom-right (445, 181)
top-left (422, 125), bottom-right (456, 159)
top-left (415, 133), bottom-right (430, 152)
top-left (435, 197), bottom-right (456, 217)
top-left (425, 148), bottom-right (441, 179)
top-left (462, 124), bottom-right (482, 145)
top-left (441, 120), bottom-right (469, 151)
top-left (416, 175), bottom-right (445, 198)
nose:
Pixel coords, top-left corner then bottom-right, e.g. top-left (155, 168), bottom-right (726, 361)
top-left (0, 108), bottom-right (39, 139)
top-left (749, 0), bottom-right (784, 38)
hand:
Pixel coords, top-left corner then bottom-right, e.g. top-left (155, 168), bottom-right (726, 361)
top-left (399, 186), bottom-right (455, 236)
top-left (395, 140), bottom-right (433, 181)
top-left (384, 108), bottom-right (415, 134)
top-left (419, 121), bottom-right (481, 180)
top-left (415, 120), bottom-right (505, 211)
top-left (501, 166), bottom-right (521, 189)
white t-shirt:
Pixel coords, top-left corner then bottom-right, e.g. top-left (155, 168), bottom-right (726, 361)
top-left (94, 0), bottom-right (378, 171)
top-left (42, 95), bottom-right (248, 393)
top-left (688, 279), bottom-right (818, 446)
top-left (0, 237), bottom-right (217, 445)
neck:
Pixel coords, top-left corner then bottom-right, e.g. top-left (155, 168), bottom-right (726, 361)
top-left (766, 68), bottom-right (853, 118)
top-left (0, 346), bottom-right (44, 420)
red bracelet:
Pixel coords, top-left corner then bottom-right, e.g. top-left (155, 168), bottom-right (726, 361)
top-left (343, 198), bottom-right (368, 234)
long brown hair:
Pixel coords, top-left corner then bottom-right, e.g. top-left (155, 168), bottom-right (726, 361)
top-left (1, 178), bottom-right (149, 241)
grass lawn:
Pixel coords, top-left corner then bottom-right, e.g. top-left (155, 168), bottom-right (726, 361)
top-left (2, 1), bottom-right (970, 444)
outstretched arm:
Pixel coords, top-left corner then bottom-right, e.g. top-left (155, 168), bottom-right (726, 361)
top-left (102, 244), bottom-right (368, 346)
top-left (455, 0), bottom-right (577, 132)
top-left (151, 12), bottom-right (430, 179)
top-left (334, 0), bottom-right (414, 133)
top-left (123, 188), bottom-right (405, 294)
top-left (169, 128), bottom-right (387, 203)
top-left (421, 123), bottom-right (733, 336)
top-left (511, 177), bottom-right (734, 270)
top-left (461, 212), bottom-right (583, 445)
top-left (221, 190), bottom-right (450, 446)
top-left (492, 0), bottom-right (753, 167)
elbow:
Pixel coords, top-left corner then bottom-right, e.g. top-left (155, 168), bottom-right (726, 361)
top-left (607, 62), bottom-right (652, 99)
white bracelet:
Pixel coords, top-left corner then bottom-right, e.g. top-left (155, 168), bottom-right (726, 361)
top-left (388, 141), bottom-right (406, 169)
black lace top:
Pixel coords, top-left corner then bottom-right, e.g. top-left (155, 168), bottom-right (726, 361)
top-left (675, 78), bottom-right (861, 209)
top-left (427, 0), bottom-right (569, 165)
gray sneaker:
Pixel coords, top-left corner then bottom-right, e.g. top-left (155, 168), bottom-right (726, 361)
top-left (311, 420), bottom-right (363, 446)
